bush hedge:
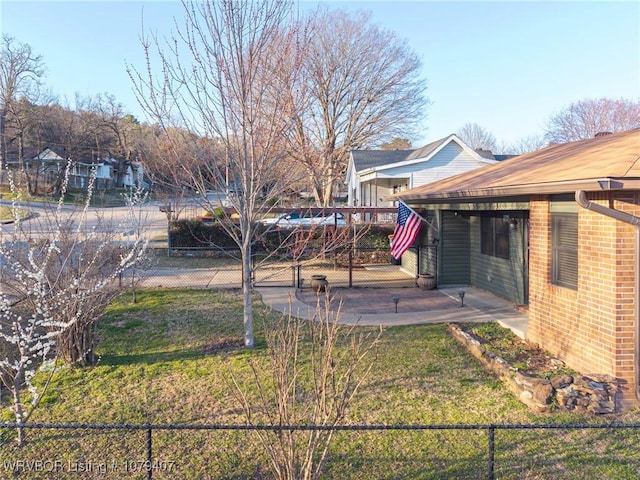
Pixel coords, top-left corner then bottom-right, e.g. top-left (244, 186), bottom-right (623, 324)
top-left (169, 220), bottom-right (394, 255)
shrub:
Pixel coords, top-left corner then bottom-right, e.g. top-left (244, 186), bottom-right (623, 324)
top-left (170, 220), bottom-right (238, 249)
top-left (169, 220), bottom-right (394, 258)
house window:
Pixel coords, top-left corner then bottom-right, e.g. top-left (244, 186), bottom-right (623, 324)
top-left (480, 214), bottom-right (510, 260)
top-left (551, 213), bottom-right (578, 289)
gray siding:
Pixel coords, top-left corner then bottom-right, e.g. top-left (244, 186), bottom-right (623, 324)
top-left (469, 215), bottom-right (527, 305)
top-left (439, 211), bottom-right (471, 285)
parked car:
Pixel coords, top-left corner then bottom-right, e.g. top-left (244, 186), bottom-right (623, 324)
top-left (311, 212), bottom-right (345, 227)
top-left (260, 212), bottom-right (345, 228)
top-left (197, 213), bottom-right (217, 223)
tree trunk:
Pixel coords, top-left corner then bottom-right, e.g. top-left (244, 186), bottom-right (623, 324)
top-left (312, 183), bottom-right (323, 207)
top-left (322, 177), bottom-right (333, 208)
top-left (0, 107), bottom-right (5, 168)
top-left (57, 321), bottom-right (98, 367)
top-left (12, 369), bottom-right (26, 446)
top-left (241, 238), bottom-right (255, 349)
top-left (17, 135), bottom-right (34, 195)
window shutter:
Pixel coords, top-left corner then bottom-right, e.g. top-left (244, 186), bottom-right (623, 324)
top-left (552, 214), bottom-right (578, 289)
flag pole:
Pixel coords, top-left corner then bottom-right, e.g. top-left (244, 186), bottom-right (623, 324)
top-left (397, 199), bottom-right (438, 233)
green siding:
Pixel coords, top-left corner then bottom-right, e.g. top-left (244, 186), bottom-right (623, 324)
top-left (439, 211), bottom-right (471, 285)
top-left (400, 248), bottom-right (418, 278)
top-left (469, 215), bottom-right (527, 305)
top-left (416, 210), bottom-right (439, 277)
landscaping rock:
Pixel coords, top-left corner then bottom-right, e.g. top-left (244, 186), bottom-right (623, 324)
top-left (520, 390), bottom-right (533, 400)
top-left (447, 323), bottom-right (621, 414)
top-left (532, 382), bottom-right (553, 405)
top-left (550, 375), bottom-right (573, 389)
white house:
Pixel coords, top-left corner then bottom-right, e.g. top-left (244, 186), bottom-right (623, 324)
top-left (70, 160), bottom-right (114, 189)
top-left (2, 147), bottom-right (149, 192)
top-left (33, 147), bottom-right (66, 165)
top-left (72, 155), bottom-right (147, 190)
top-left (120, 161), bottom-right (147, 189)
top-left (345, 134), bottom-right (502, 208)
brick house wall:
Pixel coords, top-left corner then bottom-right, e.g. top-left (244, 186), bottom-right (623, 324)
top-left (528, 192), bottom-right (639, 410)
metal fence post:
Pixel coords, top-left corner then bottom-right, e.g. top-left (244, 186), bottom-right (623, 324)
top-left (348, 241), bottom-right (353, 288)
top-left (488, 425), bottom-right (495, 480)
top-left (348, 214), bottom-right (354, 288)
top-left (146, 426), bottom-right (153, 480)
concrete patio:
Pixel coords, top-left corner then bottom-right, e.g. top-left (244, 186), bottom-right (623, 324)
top-left (257, 285), bottom-right (529, 339)
top-left (139, 261), bottom-right (529, 339)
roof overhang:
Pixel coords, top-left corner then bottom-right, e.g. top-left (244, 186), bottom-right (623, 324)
top-left (389, 177), bottom-right (640, 203)
top-left (360, 171), bottom-right (410, 182)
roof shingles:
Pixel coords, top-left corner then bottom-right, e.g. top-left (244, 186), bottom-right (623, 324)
top-left (397, 128), bottom-right (640, 201)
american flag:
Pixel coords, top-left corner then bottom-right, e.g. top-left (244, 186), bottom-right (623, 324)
top-left (391, 202), bottom-right (422, 259)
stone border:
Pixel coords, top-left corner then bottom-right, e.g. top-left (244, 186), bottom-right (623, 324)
top-left (448, 323), bottom-right (621, 414)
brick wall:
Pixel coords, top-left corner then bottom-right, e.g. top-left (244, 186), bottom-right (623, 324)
top-left (528, 193), bottom-right (639, 410)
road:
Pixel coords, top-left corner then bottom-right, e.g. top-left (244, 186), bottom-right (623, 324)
top-left (0, 199), bottom-right (172, 241)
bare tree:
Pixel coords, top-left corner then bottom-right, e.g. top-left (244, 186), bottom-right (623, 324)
top-left (456, 123), bottom-right (497, 151)
top-left (3, 97), bottom-right (39, 193)
top-left (0, 163), bottom-right (147, 444)
top-left (287, 9), bottom-right (428, 206)
top-left (129, 0), bottom-right (308, 348)
top-left (380, 137), bottom-right (412, 150)
top-left (0, 35), bottom-right (45, 182)
top-left (233, 297), bottom-right (382, 480)
top-left (0, 35), bottom-right (44, 199)
top-left (502, 134), bottom-right (548, 155)
top-left (90, 93), bottom-right (141, 161)
top-left (545, 97), bottom-right (640, 144)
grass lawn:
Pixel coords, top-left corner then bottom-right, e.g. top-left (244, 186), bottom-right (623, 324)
top-left (1, 288), bottom-right (638, 479)
top-left (0, 205), bottom-right (28, 223)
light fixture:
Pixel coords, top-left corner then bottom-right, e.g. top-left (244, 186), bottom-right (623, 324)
top-left (392, 295), bottom-right (400, 313)
top-left (458, 290), bottom-right (465, 307)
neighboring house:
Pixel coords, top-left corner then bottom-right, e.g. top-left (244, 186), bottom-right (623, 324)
top-left (107, 159), bottom-right (147, 189)
top-left (32, 147), bottom-right (66, 167)
top-left (392, 128), bottom-right (640, 410)
top-left (4, 146), bottom-right (66, 173)
top-left (2, 147), bottom-right (147, 191)
top-left (68, 152), bottom-right (147, 190)
top-left (345, 134), bottom-right (501, 209)
top-left (69, 156), bottom-right (114, 190)
top-left (2, 147), bottom-right (67, 194)
top-left (124, 162), bottom-right (147, 189)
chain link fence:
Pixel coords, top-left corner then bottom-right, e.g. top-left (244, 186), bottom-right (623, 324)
top-left (2, 422), bottom-right (639, 479)
top-left (139, 209), bottom-right (426, 290)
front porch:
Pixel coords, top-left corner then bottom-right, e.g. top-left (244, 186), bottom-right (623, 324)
top-left (357, 175), bottom-right (409, 208)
